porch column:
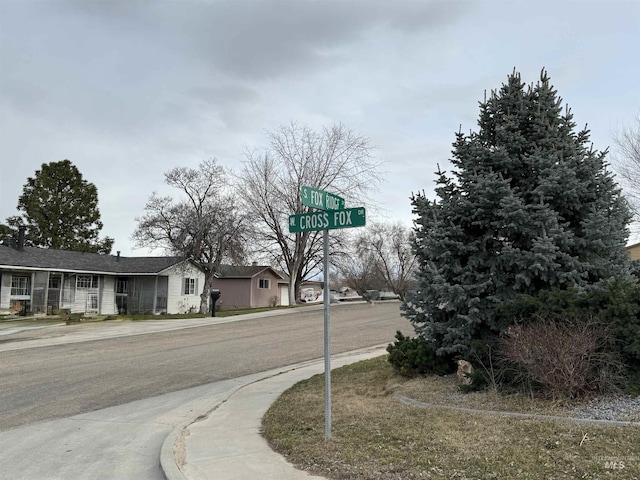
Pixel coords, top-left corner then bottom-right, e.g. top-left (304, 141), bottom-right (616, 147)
top-left (98, 275), bottom-right (103, 314)
top-left (59, 273), bottom-right (64, 310)
top-left (43, 271), bottom-right (50, 314)
top-left (153, 276), bottom-right (158, 313)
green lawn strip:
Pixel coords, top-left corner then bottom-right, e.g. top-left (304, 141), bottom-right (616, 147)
top-left (2, 305), bottom-right (302, 326)
top-left (122, 305), bottom-right (300, 320)
top-left (262, 356), bottom-right (640, 480)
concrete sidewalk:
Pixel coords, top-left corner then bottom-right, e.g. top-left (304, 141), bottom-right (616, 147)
top-left (161, 346), bottom-right (388, 480)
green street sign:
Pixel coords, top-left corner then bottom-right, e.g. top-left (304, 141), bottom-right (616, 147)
top-left (289, 207), bottom-right (366, 233)
top-left (301, 185), bottom-right (345, 211)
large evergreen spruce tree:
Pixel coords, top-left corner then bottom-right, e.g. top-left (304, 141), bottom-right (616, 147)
top-left (405, 70), bottom-right (633, 355)
top-left (4, 160), bottom-right (114, 254)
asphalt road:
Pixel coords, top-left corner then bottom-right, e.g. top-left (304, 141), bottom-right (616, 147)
top-left (0, 302), bottom-right (411, 431)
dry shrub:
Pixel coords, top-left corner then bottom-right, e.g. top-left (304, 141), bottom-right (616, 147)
top-left (500, 315), bottom-right (624, 399)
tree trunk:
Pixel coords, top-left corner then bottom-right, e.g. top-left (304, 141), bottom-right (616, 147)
top-left (199, 270), bottom-right (214, 314)
top-left (288, 270), bottom-right (298, 305)
top-left (294, 276), bottom-right (303, 304)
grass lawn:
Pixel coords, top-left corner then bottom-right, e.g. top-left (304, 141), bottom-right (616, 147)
top-left (0, 305), bottom-right (302, 327)
top-left (262, 356), bottom-right (640, 480)
top-left (125, 305), bottom-right (295, 320)
top-left (25, 305), bottom-right (297, 321)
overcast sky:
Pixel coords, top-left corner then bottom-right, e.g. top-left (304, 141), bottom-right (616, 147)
top-left (1, 0), bottom-right (639, 256)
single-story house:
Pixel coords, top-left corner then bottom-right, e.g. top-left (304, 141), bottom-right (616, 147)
top-left (0, 242), bottom-right (205, 316)
top-left (212, 264), bottom-right (290, 308)
top-left (628, 241), bottom-right (640, 262)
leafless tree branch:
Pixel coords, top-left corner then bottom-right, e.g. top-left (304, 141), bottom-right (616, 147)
top-left (237, 122), bottom-right (381, 302)
top-left (133, 159), bottom-right (249, 313)
top-left (612, 115), bottom-right (640, 225)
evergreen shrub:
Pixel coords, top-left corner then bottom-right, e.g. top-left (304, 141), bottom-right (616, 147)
top-left (387, 331), bottom-right (455, 377)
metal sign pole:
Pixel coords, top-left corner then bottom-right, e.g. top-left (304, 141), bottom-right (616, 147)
top-left (323, 228), bottom-right (331, 440)
top-left (291, 186), bottom-right (366, 441)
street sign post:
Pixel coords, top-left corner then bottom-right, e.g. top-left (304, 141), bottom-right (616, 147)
top-left (288, 207), bottom-right (366, 233)
top-left (322, 229), bottom-right (330, 440)
top-left (301, 185), bottom-right (345, 211)
top-left (291, 187), bottom-right (366, 441)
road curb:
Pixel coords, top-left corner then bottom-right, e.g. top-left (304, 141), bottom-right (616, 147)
top-left (160, 424), bottom-right (185, 480)
top-left (160, 377), bottom-right (258, 480)
top-left (159, 345), bottom-right (390, 480)
top-left (159, 358), bottom-right (329, 480)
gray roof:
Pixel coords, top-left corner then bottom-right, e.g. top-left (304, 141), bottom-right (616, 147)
top-left (216, 264), bottom-right (286, 280)
top-left (0, 245), bottom-right (188, 275)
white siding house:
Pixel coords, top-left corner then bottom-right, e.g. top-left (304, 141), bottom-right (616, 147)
top-left (165, 262), bottom-right (203, 314)
top-left (0, 243), bottom-right (206, 316)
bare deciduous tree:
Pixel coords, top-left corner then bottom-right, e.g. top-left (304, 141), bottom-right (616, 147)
top-left (333, 247), bottom-right (387, 297)
top-left (238, 122), bottom-right (380, 303)
top-left (133, 159), bottom-right (248, 313)
top-left (613, 115), bottom-right (640, 221)
top-left (349, 222), bottom-right (417, 300)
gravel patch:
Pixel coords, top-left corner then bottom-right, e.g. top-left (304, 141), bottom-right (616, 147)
top-left (395, 394), bottom-right (640, 426)
top-left (570, 395), bottom-right (640, 422)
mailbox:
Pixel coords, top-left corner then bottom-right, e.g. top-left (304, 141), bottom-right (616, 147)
top-left (210, 289), bottom-right (221, 317)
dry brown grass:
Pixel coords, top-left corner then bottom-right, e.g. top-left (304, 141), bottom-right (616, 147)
top-left (262, 356), bottom-right (640, 479)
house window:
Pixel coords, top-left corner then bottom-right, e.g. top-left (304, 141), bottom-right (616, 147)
top-left (258, 278), bottom-right (270, 289)
top-left (184, 278), bottom-right (196, 295)
top-left (48, 275), bottom-right (61, 289)
top-left (11, 275), bottom-right (30, 296)
top-left (116, 278), bottom-right (128, 294)
top-left (77, 275), bottom-right (98, 289)
top-left (87, 294), bottom-right (98, 313)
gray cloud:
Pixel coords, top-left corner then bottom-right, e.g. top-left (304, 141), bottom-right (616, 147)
top-left (1, 0), bottom-right (638, 254)
top-left (63, 0), bottom-right (472, 81)
top-left (0, 0), bottom-right (471, 134)
top-left (187, 0), bottom-right (470, 79)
